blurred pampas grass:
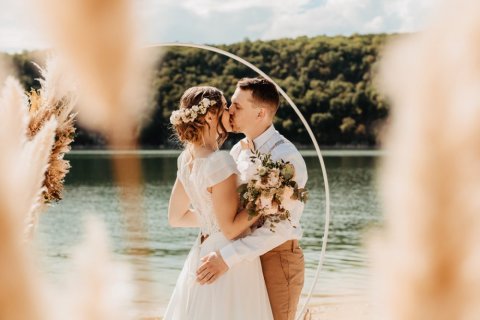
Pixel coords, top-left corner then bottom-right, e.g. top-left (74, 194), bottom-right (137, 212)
top-left (0, 77), bottom-right (29, 155)
top-left (0, 77), bottom-right (52, 320)
top-left (10, 58), bottom-right (78, 239)
top-left (36, 0), bottom-right (157, 312)
top-left (21, 117), bottom-right (58, 239)
top-left (3, 0), bottom-right (184, 317)
top-left (0, 74), bottom-right (135, 320)
top-left (65, 216), bottom-right (135, 320)
top-left (28, 59), bottom-right (77, 205)
top-left (0, 57), bottom-right (77, 240)
top-left (37, 0), bottom-right (154, 143)
top-left (372, 0), bottom-right (480, 319)
top-left (0, 76), bottom-right (57, 231)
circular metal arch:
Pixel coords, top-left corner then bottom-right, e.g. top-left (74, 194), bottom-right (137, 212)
top-left (150, 42), bottom-right (331, 320)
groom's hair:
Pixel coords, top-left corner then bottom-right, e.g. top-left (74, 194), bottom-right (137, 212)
top-left (237, 77), bottom-right (280, 115)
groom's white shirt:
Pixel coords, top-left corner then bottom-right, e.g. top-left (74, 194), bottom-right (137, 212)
top-left (220, 125), bottom-right (308, 268)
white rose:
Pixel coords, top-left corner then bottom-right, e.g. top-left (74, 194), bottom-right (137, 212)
top-left (267, 169), bottom-right (280, 187)
top-left (202, 98), bottom-right (210, 106)
top-left (255, 179), bottom-right (266, 189)
top-left (192, 105), bottom-right (199, 112)
top-left (252, 158), bottom-right (262, 171)
top-left (170, 110), bottom-right (180, 120)
top-left (244, 159), bottom-right (261, 182)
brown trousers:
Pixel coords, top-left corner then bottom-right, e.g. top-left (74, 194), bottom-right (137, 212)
top-left (260, 240), bottom-right (305, 320)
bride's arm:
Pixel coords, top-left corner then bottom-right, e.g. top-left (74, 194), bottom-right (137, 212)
top-left (211, 174), bottom-right (260, 240)
top-left (168, 178), bottom-right (199, 227)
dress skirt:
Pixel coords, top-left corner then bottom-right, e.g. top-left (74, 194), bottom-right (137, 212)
top-left (163, 232), bottom-right (273, 320)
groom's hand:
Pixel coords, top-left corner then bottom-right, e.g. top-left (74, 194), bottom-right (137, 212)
top-left (196, 250), bottom-right (229, 285)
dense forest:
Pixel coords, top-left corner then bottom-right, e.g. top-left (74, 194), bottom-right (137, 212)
top-left (2, 33), bottom-right (392, 148)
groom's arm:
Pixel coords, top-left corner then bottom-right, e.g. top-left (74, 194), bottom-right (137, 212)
top-left (196, 149), bottom-right (307, 284)
top-left (220, 149), bottom-right (307, 267)
top-left (196, 202), bottom-right (304, 285)
top-left (219, 204), bottom-right (302, 266)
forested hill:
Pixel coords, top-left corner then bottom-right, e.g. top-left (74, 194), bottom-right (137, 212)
top-left (3, 33), bottom-right (392, 148)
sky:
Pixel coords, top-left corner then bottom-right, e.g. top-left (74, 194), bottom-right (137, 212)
top-left (0, 0), bottom-right (437, 52)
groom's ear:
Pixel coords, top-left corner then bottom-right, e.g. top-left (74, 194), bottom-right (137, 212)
top-left (257, 108), bottom-right (266, 119)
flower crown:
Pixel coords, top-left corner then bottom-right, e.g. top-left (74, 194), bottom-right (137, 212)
top-left (170, 97), bottom-right (217, 125)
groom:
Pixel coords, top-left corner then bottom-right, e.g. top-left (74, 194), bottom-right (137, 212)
top-left (196, 77), bottom-right (307, 320)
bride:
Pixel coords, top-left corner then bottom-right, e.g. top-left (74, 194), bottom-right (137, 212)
top-left (163, 86), bottom-right (273, 320)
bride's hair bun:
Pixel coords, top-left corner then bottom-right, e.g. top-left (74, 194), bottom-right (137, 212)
top-left (176, 121), bottom-right (202, 143)
top-left (171, 86), bottom-right (227, 146)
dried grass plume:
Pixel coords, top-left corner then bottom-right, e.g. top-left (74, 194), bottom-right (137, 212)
top-left (27, 59), bottom-right (77, 205)
top-left (372, 0), bottom-right (480, 319)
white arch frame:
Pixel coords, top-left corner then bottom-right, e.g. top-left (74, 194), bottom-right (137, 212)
top-left (150, 42), bottom-right (331, 320)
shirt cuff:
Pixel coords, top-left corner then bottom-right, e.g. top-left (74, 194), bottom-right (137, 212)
top-left (219, 244), bottom-right (242, 269)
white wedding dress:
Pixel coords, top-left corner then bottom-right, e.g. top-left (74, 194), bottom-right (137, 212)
top-left (163, 150), bottom-right (273, 320)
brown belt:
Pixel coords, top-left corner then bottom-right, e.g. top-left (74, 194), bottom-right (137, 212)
top-left (269, 239), bottom-right (300, 252)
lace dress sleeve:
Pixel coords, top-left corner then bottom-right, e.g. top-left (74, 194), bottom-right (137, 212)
top-left (204, 151), bottom-right (239, 187)
top-left (176, 150), bottom-right (187, 183)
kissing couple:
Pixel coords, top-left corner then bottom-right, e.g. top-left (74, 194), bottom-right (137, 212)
top-left (164, 77), bottom-right (308, 320)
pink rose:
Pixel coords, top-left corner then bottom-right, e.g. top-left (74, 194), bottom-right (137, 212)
top-left (255, 179), bottom-right (266, 189)
top-left (259, 192), bottom-right (273, 208)
top-left (262, 201), bottom-right (279, 216)
top-left (267, 169), bottom-right (280, 187)
top-left (282, 186), bottom-right (294, 200)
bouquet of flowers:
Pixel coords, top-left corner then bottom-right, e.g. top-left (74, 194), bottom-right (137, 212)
top-left (237, 151), bottom-right (308, 232)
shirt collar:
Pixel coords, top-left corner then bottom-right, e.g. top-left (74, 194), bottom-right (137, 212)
top-left (253, 124), bottom-right (276, 150)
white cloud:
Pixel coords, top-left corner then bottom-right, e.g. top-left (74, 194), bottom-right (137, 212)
top-left (137, 0), bottom-right (277, 45)
top-left (384, 0), bottom-right (437, 32)
top-left (179, 0), bottom-right (310, 16)
top-left (364, 16), bottom-right (385, 33)
top-left (0, 0), bottom-right (438, 52)
top-left (261, 0), bottom-right (437, 39)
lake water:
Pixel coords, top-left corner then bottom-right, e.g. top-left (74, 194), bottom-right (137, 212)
top-left (36, 150), bottom-right (383, 317)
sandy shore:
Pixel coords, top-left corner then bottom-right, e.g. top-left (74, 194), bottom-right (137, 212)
top-left (306, 302), bottom-right (374, 319)
top-left (142, 302), bottom-right (374, 320)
